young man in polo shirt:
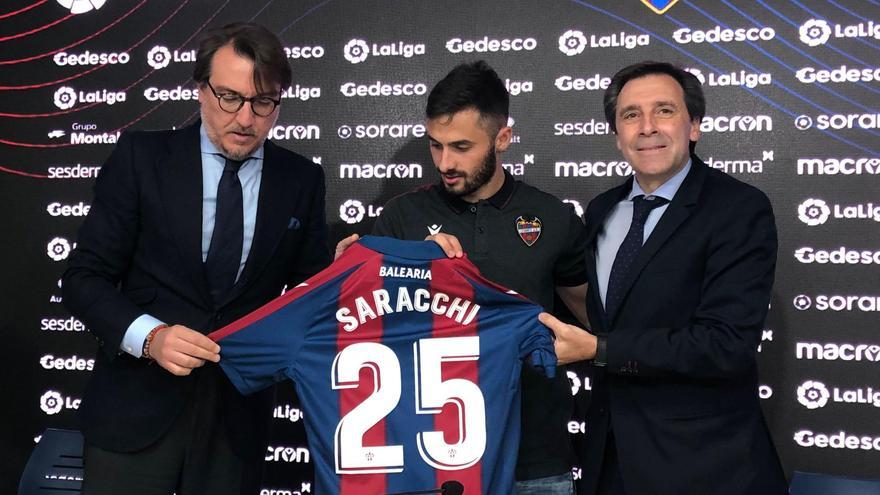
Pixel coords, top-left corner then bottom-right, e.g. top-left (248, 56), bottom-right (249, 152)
top-left (337, 60), bottom-right (589, 494)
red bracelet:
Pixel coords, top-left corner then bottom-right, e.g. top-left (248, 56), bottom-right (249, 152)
top-left (142, 324), bottom-right (169, 360)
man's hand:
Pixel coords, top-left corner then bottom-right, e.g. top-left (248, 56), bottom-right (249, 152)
top-left (335, 233), bottom-right (360, 260)
top-left (425, 233), bottom-right (463, 258)
top-left (539, 312), bottom-right (597, 365)
top-left (149, 325), bottom-right (221, 376)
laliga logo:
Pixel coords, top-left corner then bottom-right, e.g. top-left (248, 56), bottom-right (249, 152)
top-left (57, 0), bottom-right (106, 14)
top-left (343, 39), bottom-right (369, 64)
top-left (40, 391), bottom-right (64, 415)
top-left (797, 380), bottom-right (830, 409)
top-left (793, 295), bottom-right (812, 311)
top-left (47, 237), bottom-right (72, 261)
top-left (558, 30), bottom-right (588, 56)
top-left (54, 87), bottom-right (77, 109)
top-left (798, 198), bottom-right (831, 226)
top-left (147, 46), bottom-right (172, 69)
top-left (685, 67), bottom-right (706, 84)
top-left (340, 200), bottom-right (366, 224)
top-left (800, 19), bottom-right (832, 46)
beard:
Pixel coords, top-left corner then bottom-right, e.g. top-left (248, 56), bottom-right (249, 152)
top-left (441, 143), bottom-right (497, 198)
top-left (201, 108), bottom-right (266, 161)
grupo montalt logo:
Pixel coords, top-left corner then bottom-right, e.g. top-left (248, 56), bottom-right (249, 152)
top-left (339, 200), bottom-right (366, 224)
top-left (147, 46), bottom-right (172, 69)
top-left (558, 30), bottom-right (588, 56)
top-left (798, 198), bottom-right (831, 226)
top-left (40, 391), bottom-right (64, 415)
top-left (799, 19), bottom-right (833, 46)
top-left (54, 87), bottom-right (77, 109)
top-left (343, 39), bottom-right (369, 64)
top-left (797, 380), bottom-right (830, 409)
top-left (57, 0), bottom-right (106, 14)
top-left (47, 237), bottom-right (72, 261)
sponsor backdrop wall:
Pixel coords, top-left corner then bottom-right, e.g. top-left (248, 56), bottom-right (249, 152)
top-left (1, 0), bottom-right (878, 492)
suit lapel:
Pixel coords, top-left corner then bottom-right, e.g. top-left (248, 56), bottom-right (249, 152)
top-left (223, 140), bottom-right (296, 305)
top-left (156, 123), bottom-right (212, 307)
top-left (608, 159), bottom-right (707, 326)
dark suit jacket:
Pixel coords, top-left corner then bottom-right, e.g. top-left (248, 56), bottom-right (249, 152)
top-left (579, 157), bottom-right (786, 494)
top-left (63, 122), bottom-right (329, 457)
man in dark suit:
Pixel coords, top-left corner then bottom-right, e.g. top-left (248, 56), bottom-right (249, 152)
top-left (540, 61), bottom-right (787, 494)
top-left (63, 23), bottom-right (329, 494)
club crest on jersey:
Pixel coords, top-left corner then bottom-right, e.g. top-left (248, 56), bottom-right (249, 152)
top-left (641, 0), bottom-right (679, 14)
top-left (515, 215), bottom-right (541, 246)
top-left (427, 224), bottom-right (442, 236)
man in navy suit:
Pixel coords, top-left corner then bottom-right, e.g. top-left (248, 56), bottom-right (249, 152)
top-left (63, 22), bottom-right (329, 494)
top-left (541, 61), bottom-right (787, 494)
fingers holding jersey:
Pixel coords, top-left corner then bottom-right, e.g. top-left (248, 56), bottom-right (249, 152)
top-left (150, 325), bottom-right (221, 376)
top-left (425, 233), bottom-right (463, 258)
top-left (335, 233), bottom-right (360, 260)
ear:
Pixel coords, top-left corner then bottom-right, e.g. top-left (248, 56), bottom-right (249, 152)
top-left (689, 118), bottom-right (701, 142)
top-left (495, 125), bottom-right (513, 152)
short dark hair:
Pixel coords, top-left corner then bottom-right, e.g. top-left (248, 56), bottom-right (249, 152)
top-left (603, 61), bottom-right (705, 135)
top-left (193, 22), bottom-right (291, 94)
top-left (426, 60), bottom-right (509, 135)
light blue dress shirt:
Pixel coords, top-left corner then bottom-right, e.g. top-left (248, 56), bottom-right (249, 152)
top-left (120, 125), bottom-right (263, 357)
top-left (596, 160), bottom-right (691, 307)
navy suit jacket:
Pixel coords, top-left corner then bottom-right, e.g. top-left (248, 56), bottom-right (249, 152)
top-left (579, 157), bottom-right (787, 494)
top-left (63, 122), bottom-right (329, 456)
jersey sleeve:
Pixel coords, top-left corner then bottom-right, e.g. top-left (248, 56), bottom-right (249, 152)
top-left (553, 204), bottom-right (589, 287)
top-left (210, 268), bottom-right (354, 396)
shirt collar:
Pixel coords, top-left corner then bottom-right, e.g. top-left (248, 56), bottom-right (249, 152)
top-left (199, 123), bottom-right (264, 163)
top-left (628, 159), bottom-right (691, 202)
top-left (441, 168), bottom-right (516, 213)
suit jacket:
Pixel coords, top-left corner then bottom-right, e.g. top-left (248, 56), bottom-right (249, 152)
top-left (63, 122), bottom-right (329, 456)
top-left (579, 157), bottom-right (786, 494)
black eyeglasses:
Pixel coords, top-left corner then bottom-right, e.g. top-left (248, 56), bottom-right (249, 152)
top-left (204, 80), bottom-right (280, 117)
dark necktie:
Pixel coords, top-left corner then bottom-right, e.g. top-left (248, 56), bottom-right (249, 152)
top-left (605, 194), bottom-right (669, 319)
top-left (205, 157), bottom-right (244, 306)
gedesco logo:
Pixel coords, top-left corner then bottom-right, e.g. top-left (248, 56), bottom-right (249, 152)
top-left (284, 45), bottom-right (324, 59)
top-left (40, 354), bottom-right (95, 371)
top-left (143, 86), bottom-right (198, 102)
top-left (147, 46), bottom-right (196, 70)
top-left (799, 19), bottom-right (880, 46)
top-left (673, 25), bottom-right (775, 44)
top-left (53, 50), bottom-right (129, 66)
top-left (53, 86), bottom-right (126, 109)
top-left (340, 81), bottom-right (427, 97)
top-left (795, 113), bottom-right (880, 130)
top-left (684, 67), bottom-right (771, 88)
top-left (794, 430), bottom-right (880, 451)
top-left (796, 65), bottom-right (880, 84)
top-left (557, 28), bottom-right (648, 53)
top-left (343, 38), bottom-right (425, 64)
top-left (795, 247), bottom-right (880, 265)
top-left (554, 75), bottom-right (611, 92)
top-left (445, 35), bottom-right (537, 54)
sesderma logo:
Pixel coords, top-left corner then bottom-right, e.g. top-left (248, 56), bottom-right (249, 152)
top-left (797, 380), bottom-right (830, 409)
top-left (798, 198), bottom-right (831, 226)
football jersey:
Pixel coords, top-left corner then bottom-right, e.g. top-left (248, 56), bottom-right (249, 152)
top-left (210, 236), bottom-right (556, 495)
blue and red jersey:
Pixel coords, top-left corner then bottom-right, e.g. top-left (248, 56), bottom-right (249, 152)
top-left (210, 236), bottom-right (556, 495)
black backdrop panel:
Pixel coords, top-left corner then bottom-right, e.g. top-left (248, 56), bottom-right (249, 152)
top-left (1, 1), bottom-right (878, 492)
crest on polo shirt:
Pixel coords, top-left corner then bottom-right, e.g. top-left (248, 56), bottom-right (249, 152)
top-left (515, 215), bottom-right (542, 246)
